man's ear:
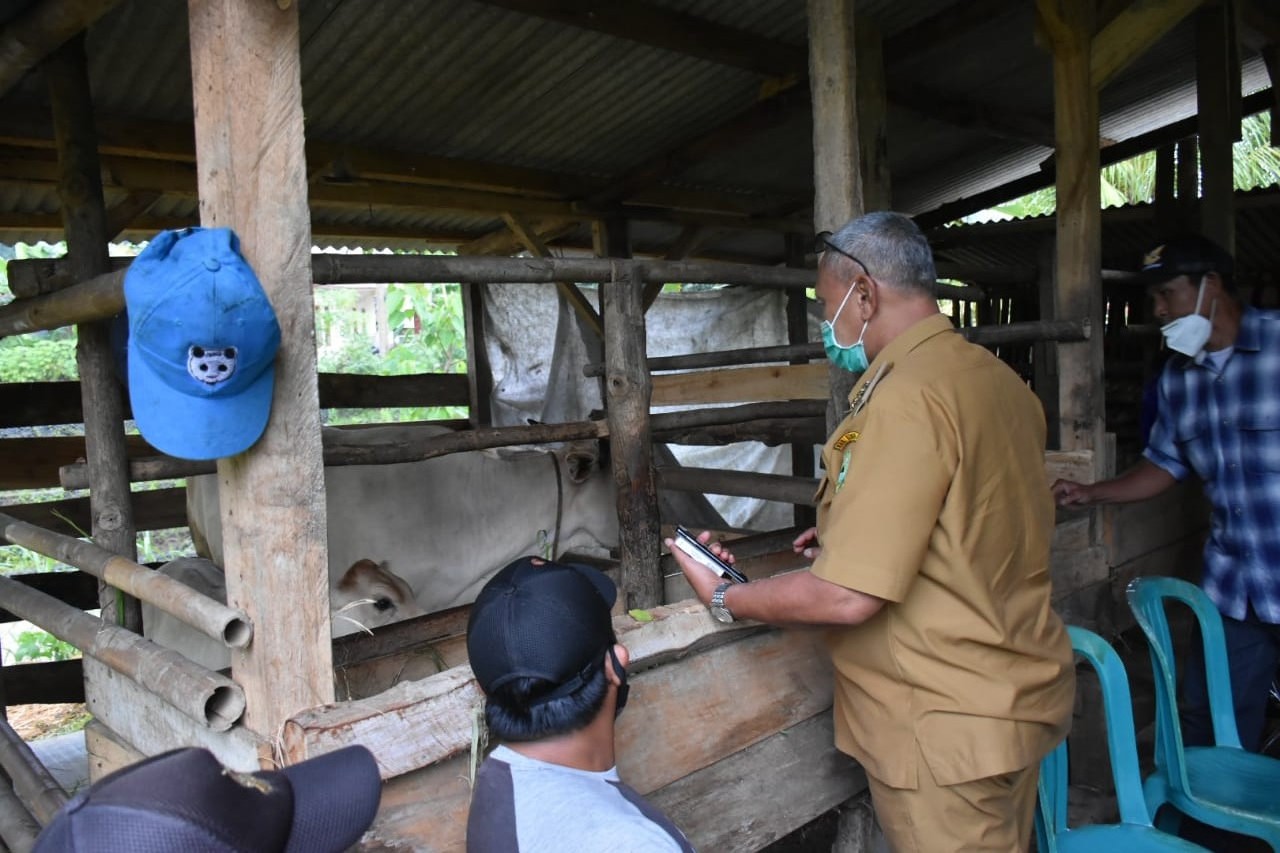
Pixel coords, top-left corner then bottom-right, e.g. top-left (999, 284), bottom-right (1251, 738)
top-left (1203, 271), bottom-right (1226, 298)
top-left (856, 275), bottom-right (879, 320)
top-left (604, 644), bottom-right (629, 686)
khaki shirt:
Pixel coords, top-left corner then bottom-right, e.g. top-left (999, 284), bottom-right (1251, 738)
top-left (811, 313), bottom-right (1074, 789)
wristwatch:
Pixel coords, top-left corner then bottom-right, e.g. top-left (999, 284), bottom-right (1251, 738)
top-left (709, 581), bottom-right (735, 624)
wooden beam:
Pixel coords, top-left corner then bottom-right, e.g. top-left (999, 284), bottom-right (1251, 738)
top-left (1091, 0), bottom-right (1206, 91)
top-left (1198, 1), bottom-right (1238, 251)
top-left (472, 0), bottom-right (808, 78)
top-left (187, 0), bottom-right (335, 734)
top-left (456, 217), bottom-right (579, 256)
top-left (1265, 46), bottom-right (1280, 147)
top-left (1238, 0), bottom-right (1280, 49)
top-left (883, 0), bottom-right (1012, 61)
top-left (0, 0), bottom-right (126, 99)
top-left (502, 212), bottom-right (604, 340)
top-left (888, 83), bottom-right (1055, 148)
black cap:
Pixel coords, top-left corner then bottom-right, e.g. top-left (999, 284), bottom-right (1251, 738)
top-left (33, 745), bottom-right (381, 853)
top-left (1140, 235), bottom-right (1234, 285)
top-left (466, 556), bottom-right (617, 701)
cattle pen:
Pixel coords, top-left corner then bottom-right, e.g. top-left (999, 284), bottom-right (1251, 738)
top-left (0, 0), bottom-right (1267, 849)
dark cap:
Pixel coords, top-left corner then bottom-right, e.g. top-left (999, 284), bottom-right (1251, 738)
top-left (34, 745), bottom-right (381, 853)
top-left (466, 556), bottom-right (617, 701)
top-left (1140, 235), bottom-right (1234, 285)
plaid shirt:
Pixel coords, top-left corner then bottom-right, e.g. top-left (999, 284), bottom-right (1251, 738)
top-left (1145, 307), bottom-right (1280, 622)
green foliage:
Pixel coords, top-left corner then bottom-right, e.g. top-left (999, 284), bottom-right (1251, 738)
top-left (315, 276), bottom-right (469, 425)
top-left (975, 112), bottom-right (1279, 222)
top-left (0, 243), bottom-right (79, 382)
top-left (11, 629), bottom-right (79, 663)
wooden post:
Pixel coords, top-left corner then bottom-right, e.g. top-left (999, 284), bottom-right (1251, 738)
top-left (187, 0), bottom-right (335, 738)
top-left (1177, 136), bottom-right (1200, 229)
top-left (1197, 1), bottom-right (1238, 252)
top-left (1038, 0), bottom-right (1106, 475)
top-left (808, 2), bottom-right (889, 432)
top-left (603, 262), bottom-right (662, 609)
top-left (462, 283), bottom-right (493, 427)
top-left (1154, 142), bottom-right (1180, 236)
top-left (45, 33), bottom-right (141, 631)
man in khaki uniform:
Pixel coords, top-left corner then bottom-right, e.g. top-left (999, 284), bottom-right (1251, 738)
top-left (669, 212), bottom-right (1074, 852)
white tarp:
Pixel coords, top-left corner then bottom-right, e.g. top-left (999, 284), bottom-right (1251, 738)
top-left (481, 283), bottom-right (812, 531)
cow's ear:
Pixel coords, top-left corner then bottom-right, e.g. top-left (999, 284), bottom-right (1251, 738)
top-left (563, 443), bottom-right (598, 484)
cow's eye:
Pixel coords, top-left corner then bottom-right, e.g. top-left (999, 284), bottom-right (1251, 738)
top-left (374, 597), bottom-right (394, 612)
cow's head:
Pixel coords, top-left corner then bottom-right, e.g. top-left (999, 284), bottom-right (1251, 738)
top-left (331, 559), bottom-right (426, 637)
top-left (562, 439), bottom-right (608, 484)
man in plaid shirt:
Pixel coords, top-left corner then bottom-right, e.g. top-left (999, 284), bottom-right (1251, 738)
top-left (1053, 235), bottom-right (1280, 752)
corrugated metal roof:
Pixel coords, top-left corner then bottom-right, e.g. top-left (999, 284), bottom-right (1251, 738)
top-left (0, 0), bottom-right (1272, 265)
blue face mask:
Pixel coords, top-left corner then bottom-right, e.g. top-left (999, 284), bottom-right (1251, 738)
top-left (821, 283), bottom-right (870, 373)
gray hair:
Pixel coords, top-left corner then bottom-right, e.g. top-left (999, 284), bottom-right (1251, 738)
top-left (823, 211), bottom-right (937, 297)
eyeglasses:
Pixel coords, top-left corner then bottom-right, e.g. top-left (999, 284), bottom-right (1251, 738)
top-left (814, 231), bottom-right (871, 277)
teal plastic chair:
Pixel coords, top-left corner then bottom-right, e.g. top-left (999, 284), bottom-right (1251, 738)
top-left (1127, 576), bottom-right (1280, 847)
top-left (1035, 625), bottom-right (1208, 852)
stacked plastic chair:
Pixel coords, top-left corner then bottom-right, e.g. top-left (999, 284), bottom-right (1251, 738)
top-left (1127, 576), bottom-right (1280, 847)
top-left (1035, 625), bottom-right (1208, 851)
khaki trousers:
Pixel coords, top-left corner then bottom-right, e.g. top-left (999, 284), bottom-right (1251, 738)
top-left (866, 742), bottom-right (1039, 853)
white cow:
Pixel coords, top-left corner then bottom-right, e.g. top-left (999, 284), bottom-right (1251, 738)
top-left (186, 424), bottom-right (619, 618)
top-left (142, 556), bottom-right (425, 671)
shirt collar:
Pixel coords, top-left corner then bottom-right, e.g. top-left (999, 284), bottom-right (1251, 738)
top-left (846, 313), bottom-right (953, 404)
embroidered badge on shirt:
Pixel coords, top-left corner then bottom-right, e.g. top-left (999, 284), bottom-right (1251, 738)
top-left (832, 430), bottom-right (860, 452)
top-left (836, 448), bottom-right (852, 492)
top-left (849, 362), bottom-right (892, 417)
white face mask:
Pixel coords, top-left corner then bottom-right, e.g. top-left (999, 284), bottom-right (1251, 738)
top-left (1160, 277), bottom-right (1216, 358)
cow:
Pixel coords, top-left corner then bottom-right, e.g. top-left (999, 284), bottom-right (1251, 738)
top-left (142, 556), bottom-right (425, 671)
top-left (186, 423), bottom-right (619, 620)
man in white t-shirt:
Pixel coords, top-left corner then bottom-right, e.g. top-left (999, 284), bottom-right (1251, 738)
top-left (465, 556), bottom-right (694, 853)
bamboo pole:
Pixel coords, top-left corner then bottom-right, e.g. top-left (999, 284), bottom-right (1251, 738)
top-left (0, 576), bottom-right (244, 730)
top-left (584, 318), bottom-right (1090, 376)
top-left (0, 717), bottom-right (67, 825)
top-left (0, 512), bottom-right (250, 649)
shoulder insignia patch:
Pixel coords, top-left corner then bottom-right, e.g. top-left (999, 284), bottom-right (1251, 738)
top-left (832, 430), bottom-right (860, 452)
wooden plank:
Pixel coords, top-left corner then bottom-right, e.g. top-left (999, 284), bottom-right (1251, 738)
top-left (1102, 480), bottom-right (1211, 566)
top-left (1044, 448), bottom-right (1095, 485)
top-left (2, 487), bottom-right (188, 537)
top-left (652, 363), bottom-right (829, 405)
top-left (0, 434), bottom-right (155, 490)
top-left (82, 657), bottom-right (261, 771)
top-left (1050, 514), bottom-right (1092, 553)
top-left (1091, 0), bottom-right (1206, 90)
top-left (0, 572), bottom-right (98, 623)
top-left (0, 658), bottom-right (84, 705)
top-left (645, 713), bottom-right (867, 852)
top-left (603, 262), bottom-right (662, 609)
top-left (283, 601), bottom-right (786, 777)
top-left (0, 373), bottom-right (470, 430)
top-left (83, 719), bottom-right (143, 782)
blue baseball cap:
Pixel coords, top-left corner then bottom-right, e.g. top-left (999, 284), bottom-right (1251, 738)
top-left (125, 228), bottom-right (281, 461)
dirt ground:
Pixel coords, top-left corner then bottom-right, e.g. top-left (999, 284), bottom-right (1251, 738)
top-left (6, 703), bottom-right (89, 741)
